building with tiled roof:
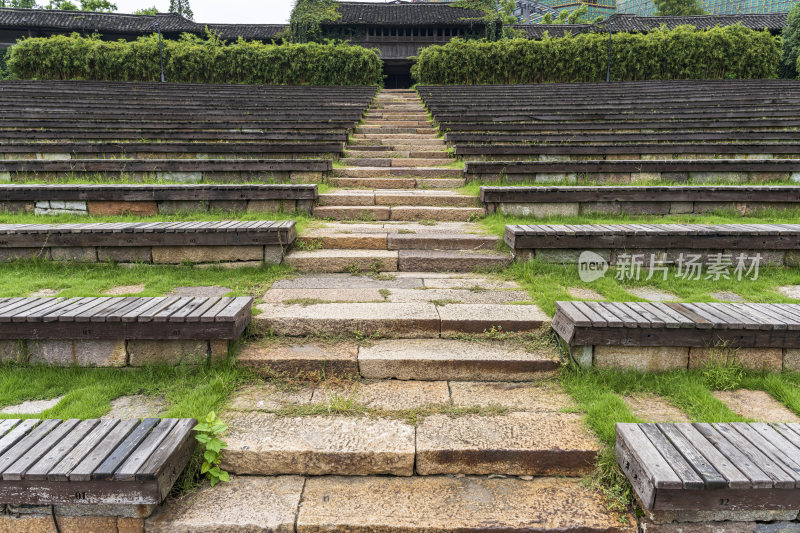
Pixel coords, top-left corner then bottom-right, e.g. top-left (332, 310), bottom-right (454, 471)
top-left (617, 0), bottom-right (796, 16)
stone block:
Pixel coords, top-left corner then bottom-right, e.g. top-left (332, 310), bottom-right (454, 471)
top-left (755, 523), bottom-right (800, 533)
top-left (128, 340), bottom-right (209, 366)
top-left (247, 200), bottom-right (283, 212)
top-left (535, 248), bottom-right (611, 264)
top-left (54, 517), bottom-right (119, 533)
top-left (618, 201), bottom-right (670, 215)
top-left (53, 503), bottom-right (157, 518)
top-left (0, 201), bottom-right (33, 213)
top-left (28, 340), bottom-right (74, 365)
top-left (209, 339), bottom-right (229, 363)
top-left (580, 201), bottom-right (620, 215)
top-left (645, 510), bottom-right (799, 525)
top-left (98, 247), bottom-right (152, 263)
top-left (574, 345), bottom-right (593, 368)
top-left (670, 202), bottom-right (694, 214)
top-left (690, 347), bottom-right (782, 372)
top-left (787, 349), bottom-right (800, 371)
top-left (0, 248), bottom-right (47, 261)
top-left (0, 340), bottom-right (24, 363)
top-left (662, 172), bottom-right (689, 183)
top-left (641, 521), bottom-right (756, 533)
top-left (723, 249), bottom-right (785, 267)
top-left (264, 245), bottom-right (284, 264)
top-left (689, 171), bottom-right (747, 183)
top-left (38, 152), bottom-right (71, 161)
top-left (152, 246), bottom-right (263, 264)
top-left (0, 515), bottom-right (58, 533)
top-left (50, 247), bottom-right (97, 262)
top-left (156, 200), bottom-right (206, 214)
top-left (630, 171), bottom-right (661, 182)
top-left (290, 171), bottom-right (324, 183)
top-left (74, 340), bottom-right (127, 367)
top-left (295, 199), bottom-right (313, 212)
top-left (88, 201), bottom-right (158, 216)
top-left (208, 200), bottom-right (247, 212)
top-left (156, 171), bottom-right (201, 183)
top-left (594, 345), bottom-right (689, 372)
top-left (498, 202), bottom-right (579, 217)
top-left (534, 172), bottom-right (577, 183)
top-left (693, 202), bottom-right (746, 215)
top-left (0, 171), bottom-right (11, 182)
top-left (116, 518), bottom-right (145, 533)
top-left (749, 172), bottom-right (792, 182)
top-left (592, 172), bottom-right (631, 184)
top-left (237, 342), bottom-right (359, 377)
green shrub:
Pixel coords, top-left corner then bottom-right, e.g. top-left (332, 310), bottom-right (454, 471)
top-left (0, 47), bottom-right (9, 80)
top-left (782, 2), bottom-right (800, 78)
top-left (6, 32), bottom-right (383, 85)
top-left (412, 24), bottom-right (780, 84)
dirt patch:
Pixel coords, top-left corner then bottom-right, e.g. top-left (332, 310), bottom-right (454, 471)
top-left (0, 396), bottom-right (63, 415)
top-left (104, 284), bottom-right (146, 296)
top-left (102, 395), bottom-right (166, 419)
top-left (566, 287), bottom-right (604, 301)
top-left (628, 287), bottom-right (678, 302)
top-left (624, 394), bottom-right (689, 423)
top-left (29, 289), bottom-right (62, 297)
top-left (169, 286), bottom-right (231, 298)
top-left (713, 389), bottom-right (800, 422)
top-left (777, 286), bottom-right (800, 299)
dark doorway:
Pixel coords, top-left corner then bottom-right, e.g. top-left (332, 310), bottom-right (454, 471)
top-left (383, 60), bottom-right (413, 89)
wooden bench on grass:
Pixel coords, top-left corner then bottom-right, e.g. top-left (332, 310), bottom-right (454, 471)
top-left (0, 221), bottom-right (296, 265)
top-left (0, 296), bottom-right (252, 366)
top-left (0, 184), bottom-right (318, 216)
top-left (616, 422), bottom-right (800, 511)
top-left (552, 301), bottom-right (800, 371)
top-left (505, 223), bottom-right (800, 266)
top-left (0, 417), bottom-right (195, 505)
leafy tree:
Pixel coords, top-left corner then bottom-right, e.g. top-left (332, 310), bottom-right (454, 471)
top-left (540, 12), bottom-right (553, 23)
top-left (567, 4), bottom-right (588, 24)
top-left (555, 10), bottom-right (569, 23)
top-left (0, 0), bottom-right (38, 7)
top-left (133, 6), bottom-right (158, 15)
top-left (47, 0), bottom-right (79, 9)
top-left (780, 2), bottom-right (800, 78)
top-left (169, 0), bottom-right (192, 20)
top-left (653, 0), bottom-right (705, 16)
top-left (290, 0), bottom-right (341, 43)
top-left (81, 0), bottom-right (116, 11)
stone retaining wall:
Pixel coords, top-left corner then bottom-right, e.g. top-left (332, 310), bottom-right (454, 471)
top-left (515, 248), bottom-right (800, 267)
top-left (6, 199), bottom-right (314, 216)
top-left (0, 244), bottom-right (286, 265)
top-left (571, 345), bottom-right (800, 373)
top-left (639, 502), bottom-right (800, 533)
top-left (488, 200), bottom-right (800, 217)
top-left (0, 338), bottom-right (229, 366)
top-left (0, 170), bottom-right (326, 184)
top-left (468, 170), bottom-right (800, 184)
top-left (0, 503), bottom-right (153, 533)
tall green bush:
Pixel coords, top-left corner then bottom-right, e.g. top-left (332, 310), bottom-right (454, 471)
top-left (7, 33), bottom-right (383, 85)
top-left (781, 2), bottom-right (800, 78)
top-left (412, 25), bottom-right (780, 84)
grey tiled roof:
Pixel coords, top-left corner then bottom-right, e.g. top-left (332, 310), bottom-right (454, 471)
top-left (603, 12), bottom-right (788, 32)
top-left (327, 1), bottom-right (490, 26)
top-left (511, 23), bottom-right (594, 38)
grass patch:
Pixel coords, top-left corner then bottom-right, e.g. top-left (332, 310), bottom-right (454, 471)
top-left (0, 260), bottom-right (291, 298)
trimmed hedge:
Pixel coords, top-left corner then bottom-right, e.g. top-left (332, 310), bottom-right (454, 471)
top-left (411, 25), bottom-right (780, 84)
top-left (7, 33), bottom-right (383, 85)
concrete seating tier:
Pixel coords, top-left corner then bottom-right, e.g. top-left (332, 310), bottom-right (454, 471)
top-left (446, 131), bottom-right (800, 144)
top-left (457, 143), bottom-right (800, 161)
top-left (0, 221), bottom-right (296, 265)
top-left (0, 142), bottom-right (343, 161)
top-left (0, 295), bottom-right (251, 366)
top-left (505, 223), bottom-right (800, 266)
top-left (0, 131), bottom-right (349, 142)
top-left (465, 160), bottom-right (800, 184)
top-left (616, 422), bottom-right (800, 511)
top-left (0, 184), bottom-right (317, 215)
top-left (0, 159), bottom-right (330, 184)
top-left (0, 417), bottom-right (195, 504)
top-left (481, 186), bottom-right (800, 216)
top-left (553, 301), bottom-right (800, 371)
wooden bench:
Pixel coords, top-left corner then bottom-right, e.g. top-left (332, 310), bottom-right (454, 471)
top-left (552, 301), bottom-right (800, 371)
top-left (465, 160), bottom-right (800, 184)
top-left (0, 296), bottom-right (251, 366)
top-left (0, 221), bottom-right (296, 265)
top-left (0, 184), bottom-right (318, 216)
top-left (0, 417), bottom-right (195, 506)
top-left (0, 159), bottom-right (331, 184)
top-left (481, 186), bottom-right (800, 216)
top-left (457, 143), bottom-right (800, 160)
top-left (505, 223), bottom-right (800, 266)
top-left (616, 422), bottom-right (800, 511)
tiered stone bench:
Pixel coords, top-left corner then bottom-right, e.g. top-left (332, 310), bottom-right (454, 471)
top-left (0, 184), bottom-right (318, 215)
top-left (0, 417), bottom-right (196, 530)
top-left (505, 223), bottom-right (800, 266)
top-left (0, 221), bottom-right (296, 265)
top-left (0, 159), bottom-right (331, 184)
top-left (482, 186), bottom-right (800, 216)
top-left (552, 301), bottom-right (800, 371)
top-left (465, 160), bottom-right (800, 184)
top-left (616, 422), bottom-right (800, 511)
top-left (0, 295), bottom-right (252, 366)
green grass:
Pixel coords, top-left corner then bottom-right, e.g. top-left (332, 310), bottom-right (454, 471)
top-left (0, 260), bottom-right (292, 298)
top-left (504, 259), bottom-right (800, 316)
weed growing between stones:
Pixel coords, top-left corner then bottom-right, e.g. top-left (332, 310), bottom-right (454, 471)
top-left (700, 343), bottom-right (745, 391)
top-left (194, 411), bottom-right (230, 487)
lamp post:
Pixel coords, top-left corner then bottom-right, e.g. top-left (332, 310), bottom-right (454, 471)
top-left (606, 20), bottom-right (612, 83)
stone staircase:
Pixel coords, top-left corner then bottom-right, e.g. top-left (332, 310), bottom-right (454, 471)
top-left (289, 89), bottom-right (511, 273)
top-left (146, 272), bottom-right (635, 532)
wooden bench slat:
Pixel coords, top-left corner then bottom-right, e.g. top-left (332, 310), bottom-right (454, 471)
top-left (24, 419), bottom-right (100, 481)
top-left (657, 423), bottom-right (728, 489)
top-left (674, 423), bottom-right (750, 489)
top-left (692, 423), bottom-right (772, 488)
top-left (0, 419), bottom-right (61, 475)
top-left (729, 423), bottom-right (800, 485)
top-left (114, 418), bottom-right (179, 481)
top-left (640, 423), bottom-right (705, 489)
top-left (712, 423), bottom-right (793, 488)
top-left (93, 418), bottom-right (159, 480)
top-left (136, 418), bottom-right (196, 482)
top-left (69, 419), bottom-right (139, 482)
top-left (0, 420), bottom-right (39, 458)
top-left (48, 419), bottom-right (120, 481)
top-left (3, 419), bottom-right (81, 481)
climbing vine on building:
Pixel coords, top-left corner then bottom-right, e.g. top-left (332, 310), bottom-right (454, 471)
top-left (450, 0), bottom-right (505, 41)
top-left (290, 0), bottom-right (342, 43)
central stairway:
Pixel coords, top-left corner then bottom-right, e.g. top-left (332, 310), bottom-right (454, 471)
top-left (286, 89), bottom-right (513, 273)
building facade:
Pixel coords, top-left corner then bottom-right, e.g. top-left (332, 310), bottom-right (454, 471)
top-left (617, 0), bottom-right (796, 16)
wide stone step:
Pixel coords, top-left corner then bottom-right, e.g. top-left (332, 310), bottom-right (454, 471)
top-left (328, 177), bottom-right (466, 189)
top-left (218, 410), bottom-right (597, 476)
top-left (345, 150), bottom-right (450, 159)
top-left (253, 302), bottom-right (549, 338)
top-left (388, 232), bottom-right (499, 250)
top-left (284, 249), bottom-right (398, 272)
top-left (333, 167), bottom-right (463, 178)
top-left (357, 126), bottom-right (437, 134)
top-left (314, 205), bottom-right (483, 222)
top-left (351, 138), bottom-right (446, 147)
top-left (362, 120), bottom-right (431, 126)
top-left (399, 249), bottom-right (511, 271)
top-left (318, 190), bottom-right (480, 207)
top-left (146, 475), bottom-right (634, 533)
top-left (353, 133), bottom-right (440, 139)
top-left (344, 157), bottom-right (454, 167)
